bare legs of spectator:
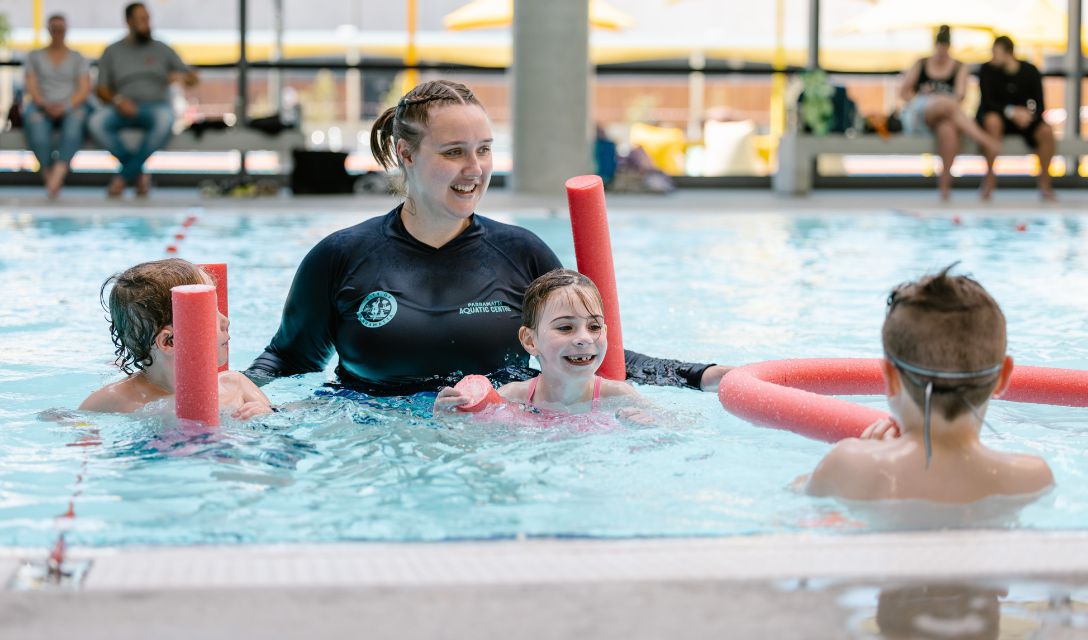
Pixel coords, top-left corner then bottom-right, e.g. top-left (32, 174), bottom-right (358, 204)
top-left (933, 120), bottom-right (958, 202)
top-left (980, 112), bottom-right (1004, 201)
top-left (1034, 122), bottom-right (1056, 201)
top-left (980, 112), bottom-right (1056, 202)
top-left (923, 97), bottom-right (999, 201)
top-left (924, 97), bottom-right (999, 154)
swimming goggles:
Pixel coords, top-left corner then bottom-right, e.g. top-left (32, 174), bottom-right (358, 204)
top-left (885, 354), bottom-right (1004, 469)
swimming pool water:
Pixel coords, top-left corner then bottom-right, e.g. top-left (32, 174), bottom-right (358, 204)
top-left (1, 206), bottom-right (1087, 547)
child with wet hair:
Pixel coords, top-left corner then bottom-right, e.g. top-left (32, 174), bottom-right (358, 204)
top-left (806, 265), bottom-right (1052, 502)
top-left (80, 258), bottom-right (271, 419)
top-left (435, 268), bottom-right (646, 416)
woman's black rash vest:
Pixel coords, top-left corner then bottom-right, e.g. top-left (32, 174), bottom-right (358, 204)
top-left (245, 207), bottom-right (713, 395)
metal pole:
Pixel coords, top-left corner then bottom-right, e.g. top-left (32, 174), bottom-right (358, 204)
top-left (807, 0), bottom-right (820, 70)
top-left (404, 0), bottom-right (419, 91)
top-left (271, 0), bottom-right (283, 113)
top-left (1065, 0), bottom-right (1083, 152)
top-left (32, 0), bottom-right (43, 49)
top-left (238, 0), bottom-right (249, 119)
top-left (238, 0), bottom-right (249, 177)
top-left (687, 51), bottom-right (705, 140)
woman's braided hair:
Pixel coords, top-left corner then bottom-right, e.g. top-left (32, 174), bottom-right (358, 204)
top-left (369, 80), bottom-right (484, 196)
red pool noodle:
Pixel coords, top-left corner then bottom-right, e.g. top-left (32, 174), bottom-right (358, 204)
top-left (565, 175), bottom-right (625, 381)
top-left (199, 263), bottom-right (228, 371)
top-left (719, 358), bottom-right (1088, 443)
top-left (171, 284), bottom-right (220, 426)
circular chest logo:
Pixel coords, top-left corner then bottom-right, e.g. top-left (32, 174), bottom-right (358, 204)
top-left (357, 291), bottom-right (397, 328)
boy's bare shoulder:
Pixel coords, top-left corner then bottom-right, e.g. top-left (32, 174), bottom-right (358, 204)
top-left (218, 370), bottom-right (249, 388)
top-left (995, 450), bottom-right (1055, 494)
top-left (79, 376), bottom-right (157, 413)
top-left (806, 438), bottom-right (889, 499)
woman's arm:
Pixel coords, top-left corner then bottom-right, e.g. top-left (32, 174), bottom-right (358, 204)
top-left (624, 350), bottom-right (722, 391)
top-left (245, 238), bottom-right (341, 385)
top-left (70, 66), bottom-right (91, 108)
top-left (1027, 64), bottom-right (1045, 118)
top-left (953, 62), bottom-right (968, 103)
top-left (25, 66), bottom-right (45, 107)
top-left (899, 60), bottom-right (921, 102)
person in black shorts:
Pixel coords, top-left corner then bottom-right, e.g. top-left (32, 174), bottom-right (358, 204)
top-left (246, 80), bottom-right (731, 397)
top-left (976, 35), bottom-right (1056, 201)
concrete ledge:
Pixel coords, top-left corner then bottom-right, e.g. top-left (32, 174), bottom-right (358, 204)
top-left (4, 530), bottom-right (1088, 591)
top-left (4, 532), bottom-right (1088, 639)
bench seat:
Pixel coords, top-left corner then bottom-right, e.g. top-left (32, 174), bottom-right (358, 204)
top-left (773, 133), bottom-right (1088, 194)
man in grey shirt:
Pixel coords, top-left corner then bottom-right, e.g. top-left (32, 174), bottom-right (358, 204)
top-left (87, 2), bottom-right (198, 197)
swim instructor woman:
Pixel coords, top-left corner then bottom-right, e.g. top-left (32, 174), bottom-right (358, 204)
top-left (246, 80), bottom-right (726, 396)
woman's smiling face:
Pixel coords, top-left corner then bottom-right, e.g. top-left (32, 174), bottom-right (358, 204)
top-left (400, 103), bottom-right (493, 223)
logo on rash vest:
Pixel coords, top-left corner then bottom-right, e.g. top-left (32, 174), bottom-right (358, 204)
top-left (459, 300), bottom-right (513, 315)
top-left (357, 291), bottom-right (397, 328)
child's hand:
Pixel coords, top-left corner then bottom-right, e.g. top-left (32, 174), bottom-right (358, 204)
top-left (434, 386), bottom-right (470, 412)
top-left (860, 417), bottom-right (900, 440)
top-left (232, 400), bottom-right (273, 421)
top-left (616, 407), bottom-right (655, 425)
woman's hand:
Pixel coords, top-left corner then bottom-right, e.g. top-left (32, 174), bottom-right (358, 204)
top-left (434, 386), bottom-right (470, 412)
top-left (860, 417), bottom-right (900, 440)
top-left (699, 365), bottom-right (734, 392)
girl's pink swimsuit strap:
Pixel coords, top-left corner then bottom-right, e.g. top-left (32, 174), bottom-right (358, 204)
top-left (526, 375), bottom-right (602, 412)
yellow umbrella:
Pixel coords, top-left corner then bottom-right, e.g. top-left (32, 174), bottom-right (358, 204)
top-left (443, 0), bottom-right (634, 31)
top-left (836, 0), bottom-right (999, 35)
top-left (994, 0), bottom-right (1083, 51)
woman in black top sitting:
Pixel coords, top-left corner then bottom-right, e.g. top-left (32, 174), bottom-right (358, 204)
top-left (900, 25), bottom-right (998, 201)
top-left (246, 80), bottom-right (729, 397)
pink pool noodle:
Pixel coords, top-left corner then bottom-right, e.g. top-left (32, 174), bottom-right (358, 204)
top-left (565, 175), bottom-right (625, 381)
top-left (453, 374), bottom-right (503, 412)
top-left (171, 284), bottom-right (220, 426)
top-left (199, 263), bottom-right (228, 371)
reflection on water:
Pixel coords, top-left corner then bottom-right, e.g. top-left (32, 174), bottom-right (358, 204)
top-left (842, 580), bottom-right (1088, 639)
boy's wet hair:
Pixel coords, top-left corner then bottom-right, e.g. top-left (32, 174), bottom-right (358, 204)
top-left (522, 269), bottom-right (604, 330)
top-left (993, 35), bottom-right (1015, 54)
top-left (100, 258), bottom-right (205, 374)
top-left (882, 265), bottom-right (1006, 420)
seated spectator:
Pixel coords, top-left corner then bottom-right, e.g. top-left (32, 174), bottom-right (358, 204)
top-left (900, 25), bottom-right (998, 201)
top-left (87, 2), bottom-right (198, 198)
top-left (23, 14), bottom-right (91, 199)
top-left (976, 35), bottom-right (1056, 201)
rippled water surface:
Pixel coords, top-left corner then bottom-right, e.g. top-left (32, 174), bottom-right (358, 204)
top-left (1, 207), bottom-right (1086, 546)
